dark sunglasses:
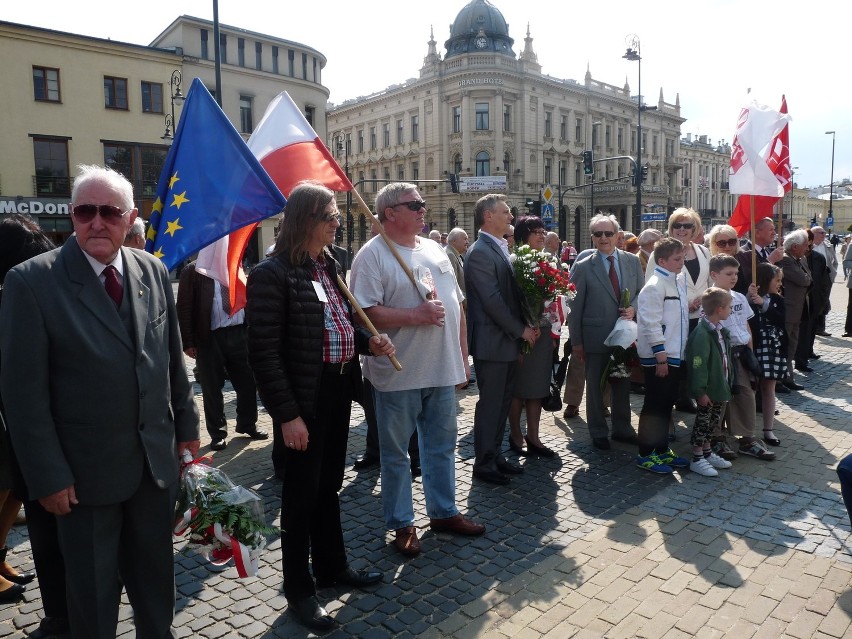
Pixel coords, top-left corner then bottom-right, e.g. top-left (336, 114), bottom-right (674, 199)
top-left (393, 200), bottom-right (427, 212)
top-left (715, 238), bottom-right (738, 248)
top-left (320, 212), bottom-right (341, 223)
top-left (72, 204), bottom-right (128, 223)
top-left (671, 222), bottom-right (694, 230)
top-left (592, 230), bottom-right (616, 238)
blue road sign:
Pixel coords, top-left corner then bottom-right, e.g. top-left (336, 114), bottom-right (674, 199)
top-left (542, 203), bottom-right (554, 220)
top-left (826, 215), bottom-right (835, 228)
top-left (641, 213), bottom-right (667, 222)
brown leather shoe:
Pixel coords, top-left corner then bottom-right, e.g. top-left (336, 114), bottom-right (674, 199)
top-left (563, 405), bottom-right (579, 419)
top-left (429, 514), bottom-right (486, 536)
top-left (394, 526), bottom-right (421, 556)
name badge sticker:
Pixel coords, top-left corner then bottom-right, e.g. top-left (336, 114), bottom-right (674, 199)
top-left (312, 281), bottom-right (329, 303)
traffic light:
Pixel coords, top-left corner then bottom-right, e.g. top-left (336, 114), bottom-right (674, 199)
top-left (525, 198), bottom-right (541, 216)
top-left (582, 150), bottom-right (594, 175)
top-left (641, 164), bottom-right (649, 183)
top-left (448, 173), bottom-right (459, 193)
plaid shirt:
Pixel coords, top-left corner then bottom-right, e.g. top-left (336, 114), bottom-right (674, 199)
top-left (312, 254), bottom-right (355, 363)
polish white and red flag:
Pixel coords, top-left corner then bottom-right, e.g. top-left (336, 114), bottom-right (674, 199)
top-left (728, 96), bottom-right (791, 236)
top-left (196, 92), bottom-right (353, 311)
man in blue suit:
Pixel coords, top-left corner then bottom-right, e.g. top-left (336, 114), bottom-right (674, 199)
top-left (0, 165), bottom-right (200, 638)
top-left (465, 194), bottom-right (539, 485)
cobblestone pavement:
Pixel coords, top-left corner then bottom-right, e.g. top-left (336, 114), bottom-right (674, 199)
top-left (3, 279), bottom-right (852, 638)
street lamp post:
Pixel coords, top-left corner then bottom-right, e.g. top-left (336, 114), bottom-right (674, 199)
top-left (623, 35), bottom-right (655, 233)
top-left (334, 133), bottom-right (352, 260)
top-left (160, 69), bottom-right (185, 141)
top-left (590, 121), bottom-right (602, 217)
top-left (826, 131), bottom-right (836, 225)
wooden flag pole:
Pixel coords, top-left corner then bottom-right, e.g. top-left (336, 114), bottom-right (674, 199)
top-left (349, 188), bottom-right (430, 301)
top-left (336, 273), bottom-right (403, 372)
top-left (750, 195), bottom-right (757, 285)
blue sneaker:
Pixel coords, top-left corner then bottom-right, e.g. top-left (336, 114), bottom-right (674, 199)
top-left (636, 453), bottom-right (674, 474)
top-left (658, 448), bottom-right (690, 469)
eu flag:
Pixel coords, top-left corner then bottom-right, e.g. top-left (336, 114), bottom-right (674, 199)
top-left (144, 78), bottom-right (286, 269)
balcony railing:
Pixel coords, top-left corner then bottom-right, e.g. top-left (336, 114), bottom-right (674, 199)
top-left (33, 175), bottom-right (72, 197)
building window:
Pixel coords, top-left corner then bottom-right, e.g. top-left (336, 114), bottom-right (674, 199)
top-left (575, 118), bottom-right (583, 142)
top-left (396, 119), bottom-right (403, 145)
top-left (618, 127), bottom-right (624, 151)
top-left (104, 143), bottom-right (168, 198)
top-left (503, 152), bottom-right (510, 176)
top-left (411, 115), bottom-right (419, 142)
top-left (302, 53), bottom-right (308, 79)
top-left (544, 158), bottom-right (552, 183)
top-left (591, 126), bottom-right (599, 148)
top-left (605, 125), bottom-right (612, 149)
top-left (453, 155), bottom-right (462, 175)
top-left (475, 151), bottom-right (490, 176)
top-left (412, 161), bottom-right (419, 180)
top-left (288, 50), bottom-right (295, 76)
top-left (475, 103), bottom-right (489, 130)
top-left (255, 42), bottom-right (262, 70)
top-left (371, 169), bottom-right (377, 192)
top-left (452, 106), bottom-right (461, 133)
top-left (33, 67), bottom-right (60, 102)
top-left (383, 123), bottom-right (390, 148)
top-left (544, 111), bottom-right (552, 138)
top-left (219, 33), bottom-right (227, 64)
top-left (33, 137), bottom-right (70, 196)
top-left (559, 160), bottom-right (567, 185)
top-left (200, 29), bottom-right (208, 60)
top-left (398, 165), bottom-right (405, 180)
top-left (383, 167), bottom-right (391, 183)
top-left (358, 130), bottom-right (364, 153)
top-left (240, 96), bottom-right (253, 133)
top-left (370, 127), bottom-right (376, 150)
top-left (575, 165), bottom-right (581, 186)
top-left (272, 46), bottom-right (278, 73)
top-left (653, 135), bottom-right (658, 156)
top-left (141, 82), bottom-right (163, 113)
top-left (304, 106), bottom-right (314, 127)
top-left (103, 76), bottom-right (128, 110)
top-left (313, 58), bottom-right (317, 82)
top-left (238, 38), bottom-right (245, 67)
top-left (560, 115), bottom-right (567, 140)
top-left (503, 104), bottom-right (511, 132)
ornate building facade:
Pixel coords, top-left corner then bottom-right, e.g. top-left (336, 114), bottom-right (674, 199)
top-left (327, 0), bottom-right (687, 251)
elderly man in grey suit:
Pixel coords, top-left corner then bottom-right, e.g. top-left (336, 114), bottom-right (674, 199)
top-left (0, 165), bottom-right (200, 639)
top-left (445, 227), bottom-right (469, 313)
top-left (465, 194), bottom-right (538, 485)
top-left (568, 214), bottom-right (643, 450)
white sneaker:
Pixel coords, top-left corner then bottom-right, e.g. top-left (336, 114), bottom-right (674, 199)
top-left (689, 458), bottom-right (719, 477)
top-left (705, 452), bottom-right (732, 469)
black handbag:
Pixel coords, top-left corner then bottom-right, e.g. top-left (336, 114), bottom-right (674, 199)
top-left (733, 345), bottom-right (762, 377)
top-left (541, 359), bottom-right (564, 412)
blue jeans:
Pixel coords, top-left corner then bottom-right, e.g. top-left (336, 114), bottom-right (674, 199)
top-left (373, 386), bottom-right (459, 530)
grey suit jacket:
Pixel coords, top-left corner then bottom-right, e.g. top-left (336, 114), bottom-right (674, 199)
top-left (0, 237), bottom-right (199, 504)
top-left (568, 249), bottom-right (643, 354)
top-left (464, 233), bottom-right (524, 362)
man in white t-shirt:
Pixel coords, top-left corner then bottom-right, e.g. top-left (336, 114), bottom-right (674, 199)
top-left (350, 183), bottom-right (485, 558)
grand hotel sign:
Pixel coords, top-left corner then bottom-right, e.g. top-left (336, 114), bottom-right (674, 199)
top-left (458, 78), bottom-right (505, 87)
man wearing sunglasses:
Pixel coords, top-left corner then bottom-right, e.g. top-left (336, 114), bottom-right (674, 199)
top-left (735, 216), bottom-right (783, 294)
top-left (568, 214), bottom-right (644, 450)
top-left (0, 165), bottom-right (200, 638)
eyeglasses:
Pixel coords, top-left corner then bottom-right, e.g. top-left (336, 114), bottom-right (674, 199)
top-left (591, 230), bottom-right (616, 238)
top-left (671, 222), bottom-right (694, 230)
top-left (320, 212), bottom-right (341, 223)
top-left (72, 204), bottom-right (128, 224)
top-left (531, 229), bottom-right (547, 236)
top-left (715, 238), bottom-right (738, 248)
top-left (393, 200), bottom-right (427, 212)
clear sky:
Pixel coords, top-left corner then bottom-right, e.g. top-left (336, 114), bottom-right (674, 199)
top-left (5, 0), bottom-right (849, 189)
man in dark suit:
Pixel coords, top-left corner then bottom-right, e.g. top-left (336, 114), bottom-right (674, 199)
top-left (568, 214), bottom-right (643, 450)
top-left (735, 216), bottom-right (783, 294)
top-left (465, 194), bottom-right (538, 485)
top-left (177, 262), bottom-right (264, 451)
top-left (0, 165), bottom-right (200, 639)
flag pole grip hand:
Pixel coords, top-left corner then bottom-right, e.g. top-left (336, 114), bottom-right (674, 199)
top-left (336, 274), bottom-right (403, 372)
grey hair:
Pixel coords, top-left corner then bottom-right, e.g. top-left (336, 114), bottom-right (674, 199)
top-left (72, 164), bottom-right (134, 211)
top-left (375, 182), bottom-right (418, 222)
top-left (127, 217), bottom-right (146, 239)
top-left (589, 213), bottom-right (621, 234)
top-left (783, 229), bottom-right (809, 252)
top-left (447, 227), bottom-right (467, 243)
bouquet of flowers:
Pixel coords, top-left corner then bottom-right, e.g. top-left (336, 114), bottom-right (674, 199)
top-left (512, 244), bottom-right (576, 353)
top-left (174, 452), bottom-right (279, 578)
top-left (600, 289), bottom-right (640, 391)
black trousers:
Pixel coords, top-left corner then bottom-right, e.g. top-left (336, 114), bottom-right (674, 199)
top-left (638, 366), bottom-right (681, 457)
top-left (195, 325), bottom-right (258, 440)
top-left (23, 499), bottom-right (67, 619)
top-left (280, 370), bottom-right (352, 602)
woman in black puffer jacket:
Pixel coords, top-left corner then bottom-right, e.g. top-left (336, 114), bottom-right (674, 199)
top-left (245, 181), bottom-right (394, 632)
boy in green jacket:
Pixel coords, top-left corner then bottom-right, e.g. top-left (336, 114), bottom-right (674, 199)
top-left (685, 287), bottom-right (735, 477)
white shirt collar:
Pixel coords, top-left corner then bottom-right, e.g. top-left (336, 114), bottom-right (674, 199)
top-left (80, 246), bottom-right (124, 279)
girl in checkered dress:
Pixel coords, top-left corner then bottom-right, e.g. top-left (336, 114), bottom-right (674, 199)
top-left (747, 263), bottom-right (786, 446)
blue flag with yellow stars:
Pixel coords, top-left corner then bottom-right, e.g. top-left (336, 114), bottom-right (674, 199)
top-left (144, 78), bottom-right (286, 269)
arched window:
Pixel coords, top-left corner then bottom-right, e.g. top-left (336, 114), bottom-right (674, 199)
top-left (475, 151), bottom-right (490, 177)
